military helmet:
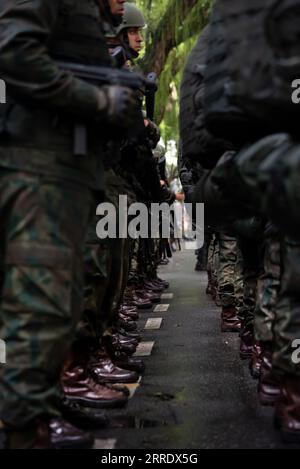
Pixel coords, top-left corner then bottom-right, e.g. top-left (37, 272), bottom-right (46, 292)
top-left (116, 2), bottom-right (146, 35)
top-left (153, 144), bottom-right (166, 164)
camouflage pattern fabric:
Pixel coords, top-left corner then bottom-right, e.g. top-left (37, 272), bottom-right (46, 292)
top-left (217, 233), bottom-right (238, 308)
top-left (273, 238), bottom-right (300, 376)
top-left (254, 228), bottom-right (281, 344)
top-left (0, 169), bottom-right (93, 427)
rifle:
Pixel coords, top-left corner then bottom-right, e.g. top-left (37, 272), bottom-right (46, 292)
top-left (145, 72), bottom-right (157, 121)
top-left (57, 61), bottom-right (157, 156)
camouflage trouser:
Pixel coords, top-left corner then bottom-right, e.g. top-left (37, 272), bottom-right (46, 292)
top-left (273, 238), bottom-right (300, 376)
top-left (0, 169), bottom-right (93, 427)
top-left (129, 238), bottom-right (139, 282)
top-left (81, 169), bottom-right (131, 338)
top-left (237, 236), bottom-right (261, 325)
top-left (207, 233), bottom-right (219, 292)
top-left (102, 237), bottom-right (129, 330)
top-left (80, 235), bottom-right (110, 340)
top-left (254, 230), bottom-right (281, 344)
top-left (235, 243), bottom-right (244, 316)
top-left (217, 232), bottom-right (239, 308)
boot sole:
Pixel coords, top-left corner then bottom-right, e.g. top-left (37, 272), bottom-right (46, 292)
top-left (240, 350), bottom-right (253, 360)
top-left (249, 368), bottom-right (261, 380)
top-left (258, 389), bottom-right (280, 407)
top-left (66, 395), bottom-right (128, 409)
top-left (89, 374), bottom-right (139, 385)
top-left (281, 429), bottom-right (300, 444)
top-left (221, 327), bottom-right (241, 333)
top-left (53, 438), bottom-right (95, 449)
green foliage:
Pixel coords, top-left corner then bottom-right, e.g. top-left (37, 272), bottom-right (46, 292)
top-left (134, 0), bottom-right (211, 143)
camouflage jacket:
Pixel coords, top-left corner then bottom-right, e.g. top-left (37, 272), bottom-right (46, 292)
top-left (0, 0), bottom-right (112, 188)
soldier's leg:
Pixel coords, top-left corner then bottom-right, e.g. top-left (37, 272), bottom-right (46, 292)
top-left (206, 234), bottom-right (215, 295)
top-left (102, 238), bottom-right (126, 329)
top-left (218, 232), bottom-right (241, 333)
top-left (79, 237), bottom-right (111, 341)
top-left (255, 231), bottom-right (281, 343)
top-left (78, 169), bottom-right (122, 341)
top-left (272, 237), bottom-right (300, 442)
top-left (234, 242), bottom-right (244, 319)
top-left (218, 233), bottom-right (237, 308)
top-left (252, 229), bottom-right (282, 402)
top-left (211, 233), bottom-right (220, 304)
top-left (0, 171), bottom-right (92, 429)
top-left (237, 235), bottom-right (262, 360)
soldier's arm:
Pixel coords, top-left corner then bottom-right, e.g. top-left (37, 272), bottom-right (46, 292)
top-left (0, 0), bottom-right (102, 118)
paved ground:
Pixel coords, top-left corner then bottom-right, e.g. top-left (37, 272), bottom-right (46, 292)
top-left (1, 245), bottom-right (299, 449)
top-left (94, 245), bottom-right (300, 449)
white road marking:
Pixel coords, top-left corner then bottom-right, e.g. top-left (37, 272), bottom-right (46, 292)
top-left (93, 439), bottom-right (117, 449)
top-left (134, 341), bottom-right (155, 357)
top-left (144, 318), bottom-right (163, 330)
top-left (124, 381), bottom-right (141, 399)
top-left (161, 293), bottom-right (174, 300)
top-left (154, 304), bottom-right (170, 313)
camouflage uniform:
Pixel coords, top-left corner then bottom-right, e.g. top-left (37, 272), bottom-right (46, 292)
top-left (273, 237), bottom-right (300, 377)
top-left (237, 236), bottom-right (261, 327)
top-left (234, 243), bottom-right (244, 317)
top-left (207, 233), bottom-right (219, 298)
top-left (217, 232), bottom-right (239, 309)
top-left (0, 0), bottom-right (111, 428)
top-left (254, 225), bottom-right (281, 344)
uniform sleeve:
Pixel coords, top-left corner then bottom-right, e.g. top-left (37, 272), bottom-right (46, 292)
top-left (0, 0), bottom-right (101, 117)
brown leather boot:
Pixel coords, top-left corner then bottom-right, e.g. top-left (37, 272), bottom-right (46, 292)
top-left (60, 397), bottom-right (108, 429)
top-left (4, 419), bottom-right (94, 449)
top-left (274, 374), bottom-right (300, 444)
top-left (249, 342), bottom-right (263, 380)
top-left (151, 277), bottom-right (169, 289)
top-left (113, 332), bottom-right (139, 346)
top-left (114, 354), bottom-right (145, 374)
top-left (221, 306), bottom-right (241, 333)
top-left (114, 327), bottom-right (141, 342)
top-left (239, 322), bottom-right (254, 360)
top-left (88, 345), bottom-right (139, 384)
top-left (135, 288), bottom-right (161, 303)
top-left (62, 366), bottom-right (128, 409)
top-left (258, 347), bottom-right (281, 406)
top-left (143, 280), bottom-right (164, 293)
top-left (124, 287), bottom-right (152, 309)
top-left (106, 334), bottom-right (137, 356)
top-left (118, 313), bottom-right (138, 332)
top-left (119, 306), bottom-right (139, 321)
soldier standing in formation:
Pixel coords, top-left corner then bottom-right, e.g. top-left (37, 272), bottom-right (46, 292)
top-left (180, 0), bottom-right (300, 445)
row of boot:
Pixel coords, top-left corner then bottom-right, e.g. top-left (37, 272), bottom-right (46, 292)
top-left (207, 282), bottom-right (300, 445)
top-left (3, 275), bottom-right (169, 449)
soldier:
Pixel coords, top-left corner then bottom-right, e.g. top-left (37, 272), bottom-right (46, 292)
top-left (218, 232), bottom-right (241, 333)
top-left (0, 0), bottom-right (139, 449)
top-left (227, 135), bottom-right (300, 442)
top-left (191, 0), bottom-right (300, 442)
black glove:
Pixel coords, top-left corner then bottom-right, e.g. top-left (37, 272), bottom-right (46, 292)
top-left (96, 85), bottom-right (139, 128)
top-left (145, 119), bottom-right (161, 149)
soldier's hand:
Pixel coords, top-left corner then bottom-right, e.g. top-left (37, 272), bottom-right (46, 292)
top-left (145, 119), bottom-right (161, 148)
top-left (176, 192), bottom-right (185, 202)
top-left (96, 85), bottom-right (139, 128)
